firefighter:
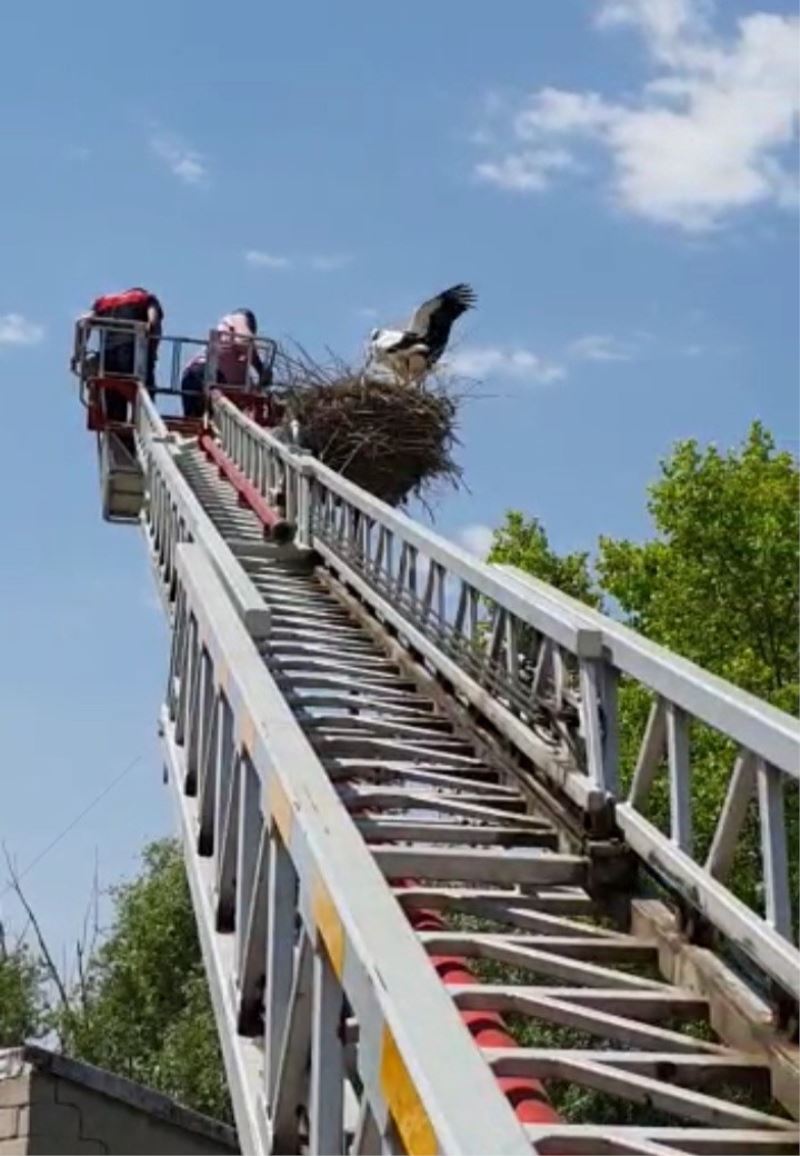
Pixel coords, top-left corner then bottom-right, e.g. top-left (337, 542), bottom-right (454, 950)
top-left (76, 288), bottom-right (164, 423)
top-left (181, 308), bottom-right (270, 419)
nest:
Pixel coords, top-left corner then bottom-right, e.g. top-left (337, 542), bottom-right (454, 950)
top-left (273, 347), bottom-right (463, 507)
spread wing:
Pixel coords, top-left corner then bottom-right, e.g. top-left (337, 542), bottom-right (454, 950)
top-left (406, 284), bottom-right (477, 342)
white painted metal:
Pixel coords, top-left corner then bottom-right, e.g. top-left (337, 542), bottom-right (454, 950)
top-left (98, 431), bottom-right (145, 523)
top-left (209, 395), bottom-right (799, 992)
top-left (135, 393), bottom-right (271, 637)
top-left (102, 380), bottom-right (800, 1154)
top-left (496, 566), bottom-right (798, 776)
top-left (163, 542), bottom-right (533, 1155)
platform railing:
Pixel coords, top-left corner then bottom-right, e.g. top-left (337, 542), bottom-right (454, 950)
top-left (134, 391), bottom-right (270, 637)
top-left (72, 318), bottom-right (276, 399)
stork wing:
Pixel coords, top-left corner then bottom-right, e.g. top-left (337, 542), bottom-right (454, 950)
top-left (406, 283), bottom-right (477, 337)
top-left (371, 328), bottom-right (411, 352)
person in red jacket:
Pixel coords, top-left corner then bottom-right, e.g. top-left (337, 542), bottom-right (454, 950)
top-left (77, 288), bottom-right (164, 423)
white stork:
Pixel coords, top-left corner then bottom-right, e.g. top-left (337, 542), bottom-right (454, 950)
top-left (366, 283), bottom-right (476, 384)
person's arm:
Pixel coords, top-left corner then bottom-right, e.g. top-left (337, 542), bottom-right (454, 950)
top-left (70, 311), bottom-right (93, 372)
top-left (146, 302), bottom-right (163, 335)
top-left (258, 358), bottom-right (273, 387)
top-left (251, 344), bottom-right (265, 381)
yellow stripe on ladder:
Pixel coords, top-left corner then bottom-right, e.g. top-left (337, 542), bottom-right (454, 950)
top-left (380, 1025), bottom-right (438, 1156)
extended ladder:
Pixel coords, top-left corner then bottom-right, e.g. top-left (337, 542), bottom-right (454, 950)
top-left (97, 363), bottom-right (800, 1154)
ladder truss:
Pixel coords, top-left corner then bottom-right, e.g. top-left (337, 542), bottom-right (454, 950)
top-left (125, 386), bottom-right (799, 1155)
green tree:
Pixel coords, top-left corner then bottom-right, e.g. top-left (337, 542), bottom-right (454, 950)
top-left (598, 422), bottom-right (799, 895)
top-left (597, 421), bottom-right (799, 713)
top-left (60, 840), bottom-right (231, 1123)
top-left (488, 511), bottom-right (603, 608)
top-left (482, 422), bottom-right (798, 1120)
top-left (7, 423), bottom-right (791, 1132)
top-left (491, 422), bottom-right (799, 897)
top-left (0, 935), bottom-right (46, 1046)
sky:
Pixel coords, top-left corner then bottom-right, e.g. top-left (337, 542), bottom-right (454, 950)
top-left (0, 0), bottom-right (797, 964)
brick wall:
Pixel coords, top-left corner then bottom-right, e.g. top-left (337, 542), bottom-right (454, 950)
top-left (0, 1054), bottom-right (31, 1156)
top-left (0, 1049), bottom-right (237, 1156)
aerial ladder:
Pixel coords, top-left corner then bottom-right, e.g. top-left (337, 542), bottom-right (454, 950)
top-left (73, 320), bottom-right (800, 1156)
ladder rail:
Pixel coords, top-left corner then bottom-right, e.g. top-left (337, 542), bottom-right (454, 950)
top-left (500, 566), bottom-right (800, 997)
top-left (134, 392), bottom-right (271, 638)
top-left (125, 384), bottom-right (799, 1153)
top-left (165, 542), bottom-right (533, 1156)
top-left (210, 394), bottom-right (800, 996)
top-left (496, 565), bottom-right (797, 778)
top-left (133, 395), bottom-right (534, 1152)
top-left (212, 394), bottom-right (797, 777)
top-left (151, 451), bottom-right (797, 1151)
top-left (213, 396), bottom-right (613, 814)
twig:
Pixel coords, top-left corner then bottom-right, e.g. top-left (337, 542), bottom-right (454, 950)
top-left (2, 844), bottom-right (71, 1015)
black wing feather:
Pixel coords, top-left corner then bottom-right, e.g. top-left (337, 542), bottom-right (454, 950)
top-left (406, 284), bottom-right (476, 362)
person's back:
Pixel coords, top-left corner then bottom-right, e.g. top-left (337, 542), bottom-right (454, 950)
top-left (91, 287), bottom-right (163, 390)
top-left (80, 287), bottom-right (164, 429)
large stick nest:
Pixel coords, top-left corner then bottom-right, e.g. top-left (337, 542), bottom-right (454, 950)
top-left (272, 347), bottom-right (464, 507)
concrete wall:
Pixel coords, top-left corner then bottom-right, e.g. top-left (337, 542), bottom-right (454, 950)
top-left (0, 1049), bottom-right (238, 1156)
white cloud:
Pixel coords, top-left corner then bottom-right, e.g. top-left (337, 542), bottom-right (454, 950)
top-left (458, 523), bottom-right (495, 558)
top-left (515, 90), bottom-right (617, 137)
top-left (0, 314), bottom-right (44, 346)
top-left (245, 250), bottom-right (292, 269)
top-left (568, 333), bottom-right (635, 362)
top-left (245, 251), bottom-right (353, 271)
top-left (475, 1), bottom-right (800, 231)
top-left (448, 345), bottom-right (566, 384)
top-left (594, 0), bottom-right (714, 66)
top-left (308, 253), bottom-right (353, 271)
top-left (150, 134), bottom-right (207, 185)
top-left (476, 148), bottom-right (577, 192)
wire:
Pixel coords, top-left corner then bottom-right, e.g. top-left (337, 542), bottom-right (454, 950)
top-left (0, 753), bottom-right (145, 900)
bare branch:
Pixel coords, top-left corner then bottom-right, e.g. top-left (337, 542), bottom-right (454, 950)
top-left (75, 940), bottom-right (88, 1011)
top-left (2, 844), bottom-right (71, 1016)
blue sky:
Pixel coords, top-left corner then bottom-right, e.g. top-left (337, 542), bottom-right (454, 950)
top-left (0, 0), bottom-right (797, 963)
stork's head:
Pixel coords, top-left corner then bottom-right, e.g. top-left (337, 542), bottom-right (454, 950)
top-left (369, 327), bottom-right (380, 342)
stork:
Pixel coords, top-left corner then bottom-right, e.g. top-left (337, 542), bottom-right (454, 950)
top-left (366, 283), bottom-right (476, 384)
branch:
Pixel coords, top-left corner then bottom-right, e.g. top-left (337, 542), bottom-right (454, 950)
top-left (75, 941), bottom-right (88, 1011)
top-left (2, 845), bottom-right (71, 1017)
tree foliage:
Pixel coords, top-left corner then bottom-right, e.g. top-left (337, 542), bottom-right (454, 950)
top-left (481, 421), bottom-right (798, 1120)
top-left (488, 422), bottom-right (799, 899)
top-left (59, 840), bottom-right (231, 1123)
top-left (0, 936), bottom-right (47, 1047)
top-left (597, 421), bottom-right (799, 712)
top-left (3, 421), bottom-right (795, 1131)
top-left (488, 511), bottom-right (603, 608)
